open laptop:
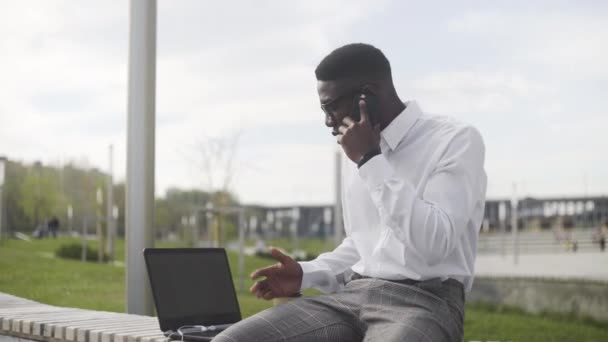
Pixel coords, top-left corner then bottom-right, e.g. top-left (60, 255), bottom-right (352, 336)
top-left (144, 248), bottom-right (242, 341)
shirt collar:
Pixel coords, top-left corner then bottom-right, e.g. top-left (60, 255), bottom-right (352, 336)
top-left (380, 100), bottom-right (422, 151)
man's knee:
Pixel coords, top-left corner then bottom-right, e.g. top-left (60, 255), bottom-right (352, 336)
top-left (213, 297), bottom-right (359, 342)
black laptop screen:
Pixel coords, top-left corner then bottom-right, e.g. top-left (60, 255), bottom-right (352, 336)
top-left (144, 248), bottom-right (241, 329)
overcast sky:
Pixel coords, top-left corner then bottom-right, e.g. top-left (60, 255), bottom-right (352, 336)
top-left (1, 1), bottom-right (607, 205)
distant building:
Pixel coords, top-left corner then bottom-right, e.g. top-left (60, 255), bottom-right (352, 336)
top-left (243, 196), bottom-right (608, 238)
top-left (484, 196), bottom-right (608, 231)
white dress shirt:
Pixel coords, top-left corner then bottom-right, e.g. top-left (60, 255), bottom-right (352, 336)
top-left (299, 101), bottom-right (487, 293)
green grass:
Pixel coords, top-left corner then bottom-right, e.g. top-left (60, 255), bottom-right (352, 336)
top-left (1, 237), bottom-right (608, 341)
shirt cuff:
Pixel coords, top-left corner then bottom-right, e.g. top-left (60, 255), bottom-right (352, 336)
top-left (358, 153), bottom-right (394, 190)
top-left (298, 261), bottom-right (317, 291)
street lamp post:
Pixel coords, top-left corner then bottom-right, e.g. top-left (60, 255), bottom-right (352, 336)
top-left (189, 214), bottom-right (197, 247)
top-left (511, 183), bottom-right (519, 265)
top-left (291, 207), bottom-right (300, 252)
top-left (67, 205), bottom-right (73, 236)
top-left (126, 0), bottom-right (156, 315)
top-left (0, 156), bottom-right (6, 242)
top-left (96, 188), bottom-right (104, 263)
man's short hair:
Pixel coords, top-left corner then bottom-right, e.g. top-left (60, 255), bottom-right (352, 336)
top-left (315, 43), bottom-right (391, 81)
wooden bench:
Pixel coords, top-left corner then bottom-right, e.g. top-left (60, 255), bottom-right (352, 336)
top-left (0, 292), bottom-right (167, 342)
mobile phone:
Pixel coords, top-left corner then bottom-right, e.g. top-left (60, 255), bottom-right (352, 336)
top-left (350, 89), bottom-right (378, 125)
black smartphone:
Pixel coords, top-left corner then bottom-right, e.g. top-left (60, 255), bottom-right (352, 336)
top-left (350, 89), bottom-right (379, 125)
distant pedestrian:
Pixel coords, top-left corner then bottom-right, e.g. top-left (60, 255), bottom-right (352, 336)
top-left (600, 223), bottom-right (607, 252)
top-left (33, 223), bottom-right (48, 239)
top-left (47, 216), bottom-right (60, 238)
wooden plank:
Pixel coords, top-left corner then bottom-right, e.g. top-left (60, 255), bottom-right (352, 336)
top-left (101, 326), bottom-right (161, 342)
top-left (71, 319), bottom-right (155, 342)
top-left (44, 312), bottom-right (110, 338)
top-left (137, 333), bottom-right (169, 342)
top-left (16, 310), bottom-right (88, 335)
top-left (11, 309), bottom-right (81, 334)
top-left (0, 293), bottom-right (164, 342)
top-left (2, 308), bottom-right (68, 331)
top-left (67, 318), bottom-right (139, 340)
top-left (84, 322), bottom-right (157, 342)
top-left (126, 331), bottom-right (165, 342)
top-left (34, 314), bottom-right (105, 336)
top-left (52, 316), bottom-right (130, 339)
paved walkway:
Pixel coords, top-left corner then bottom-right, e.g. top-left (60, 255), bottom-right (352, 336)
top-left (475, 252), bottom-right (608, 282)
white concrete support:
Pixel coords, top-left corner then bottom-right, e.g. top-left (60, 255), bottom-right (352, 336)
top-left (106, 145), bottom-right (115, 262)
top-left (126, 0), bottom-right (156, 316)
top-left (499, 201), bottom-right (506, 258)
top-left (0, 156), bottom-right (5, 242)
top-left (334, 151), bottom-right (343, 246)
top-left (238, 209), bottom-right (245, 293)
top-left (511, 183), bottom-right (519, 265)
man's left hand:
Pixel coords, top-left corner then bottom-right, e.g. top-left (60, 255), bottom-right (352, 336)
top-left (337, 98), bottom-right (381, 163)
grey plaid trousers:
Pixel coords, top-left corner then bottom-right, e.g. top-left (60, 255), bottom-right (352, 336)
top-left (214, 274), bottom-right (465, 342)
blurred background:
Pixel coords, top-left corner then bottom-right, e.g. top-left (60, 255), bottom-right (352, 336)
top-left (0, 1), bottom-right (607, 341)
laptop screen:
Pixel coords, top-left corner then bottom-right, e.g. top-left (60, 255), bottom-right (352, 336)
top-left (144, 248), bottom-right (242, 331)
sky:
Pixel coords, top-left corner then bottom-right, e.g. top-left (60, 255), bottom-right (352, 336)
top-left (0, 0), bottom-right (607, 205)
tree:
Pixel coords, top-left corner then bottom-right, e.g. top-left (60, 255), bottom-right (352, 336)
top-left (19, 163), bottom-right (64, 228)
top-left (189, 132), bottom-right (242, 246)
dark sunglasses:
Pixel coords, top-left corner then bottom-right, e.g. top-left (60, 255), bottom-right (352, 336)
top-left (320, 88), bottom-right (361, 116)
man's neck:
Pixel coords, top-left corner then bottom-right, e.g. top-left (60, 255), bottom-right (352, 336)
top-left (380, 99), bottom-right (407, 130)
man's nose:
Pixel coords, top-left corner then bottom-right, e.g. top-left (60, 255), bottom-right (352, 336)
top-left (325, 113), bottom-right (335, 128)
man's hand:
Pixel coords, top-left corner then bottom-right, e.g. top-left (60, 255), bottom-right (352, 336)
top-left (337, 98), bottom-right (381, 163)
top-left (250, 247), bottom-right (303, 300)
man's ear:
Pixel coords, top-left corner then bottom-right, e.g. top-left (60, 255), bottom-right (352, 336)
top-left (361, 84), bottom-right (378, 96)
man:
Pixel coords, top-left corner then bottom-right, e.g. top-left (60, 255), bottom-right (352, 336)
top-left (215, 43), bottom-right (486, 342)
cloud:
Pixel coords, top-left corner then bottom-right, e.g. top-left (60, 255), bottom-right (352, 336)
top-left (446, 9), bottom-right (608, 79)
top-left (1, 1), bottom-right (606, 205)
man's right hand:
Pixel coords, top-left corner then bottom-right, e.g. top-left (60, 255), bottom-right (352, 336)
top-left (249, 247), bottom-right (303, 300)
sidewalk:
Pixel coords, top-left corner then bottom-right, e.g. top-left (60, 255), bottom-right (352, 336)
top-left (474, 252), bottom-right (608, 282)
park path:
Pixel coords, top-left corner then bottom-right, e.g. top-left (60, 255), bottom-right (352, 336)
top-left (475, 251), bottom-right (608, 282)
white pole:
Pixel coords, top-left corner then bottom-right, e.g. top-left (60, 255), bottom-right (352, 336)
top-left (82, 217), bottom-right (88, 262)
top-left (0, 186), bottom-right (3, 242)
top-left (189, 215), bottom-right (197, 247)
top-left (291, 207), bottom-right (300, 252)
top-left (0, 157), bottom-right (5, 242)
top-left (67, 205), bottom-right (73, 236)
top-left (106, 145), bottom-right (115, 262)
top-left (498, 201), bottom-right (506, 258)
top-left (96, 188), bottom-right (103, 263)
top-left (126, 0), bottom-right (156, 316)
top-left (238, 209), bottom-right (245, 293)
top-left (511, 183), bottom-right (519, 265)
top-left (334, 151), bottom-right (343, 246)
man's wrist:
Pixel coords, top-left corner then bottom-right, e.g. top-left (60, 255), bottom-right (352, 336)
top-left (357, 148), bottom-right (381, 168)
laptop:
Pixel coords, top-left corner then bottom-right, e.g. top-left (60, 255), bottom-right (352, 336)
top-left (144, 248), bottom-right (242, 341)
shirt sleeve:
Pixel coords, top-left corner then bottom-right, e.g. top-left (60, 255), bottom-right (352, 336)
top-left (298, 236), bottom-right (360, 293)
top-left (358, 126), bottom-right (486, 266)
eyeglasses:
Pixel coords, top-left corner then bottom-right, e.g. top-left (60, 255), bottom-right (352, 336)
top-left (320, 88), bottom-right (361, 117)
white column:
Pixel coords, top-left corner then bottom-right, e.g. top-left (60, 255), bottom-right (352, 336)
top-left (511, 183), bottom-right (519, 265)
top-left (106, 145), bottom-right (115, 262)
top-left (498, 201), bottom-right (506, 258)
top-left (126, 0), bottom-right (156, 316)
top-left (334, 151), bottom-right (343, 246)
top-left (237, 209), bottom-right (245, 293)
top-left (0, 157), bottom-right (5, 241)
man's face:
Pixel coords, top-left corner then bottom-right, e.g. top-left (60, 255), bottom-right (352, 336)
top-left (317, 80), bottom-right (360, 136)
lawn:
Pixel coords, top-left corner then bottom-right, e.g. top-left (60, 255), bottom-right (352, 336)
top-left (1, 237), bottom-right (607, 341)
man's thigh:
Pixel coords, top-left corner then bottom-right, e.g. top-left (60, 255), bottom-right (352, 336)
top-left (213, 295), bottom-right (363, 342)
top-left (361, 279), bottom-right (464, 342)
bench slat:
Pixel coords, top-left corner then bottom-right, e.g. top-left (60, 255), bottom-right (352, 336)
top-left (0, 293), bottom-right (164, 342)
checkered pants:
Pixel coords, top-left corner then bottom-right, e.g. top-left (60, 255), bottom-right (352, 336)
top-left (213, 275), bottom-right (465, 342)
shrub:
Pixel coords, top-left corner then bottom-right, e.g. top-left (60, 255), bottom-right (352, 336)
top-left (56, 242), bottom-right (109, 262)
